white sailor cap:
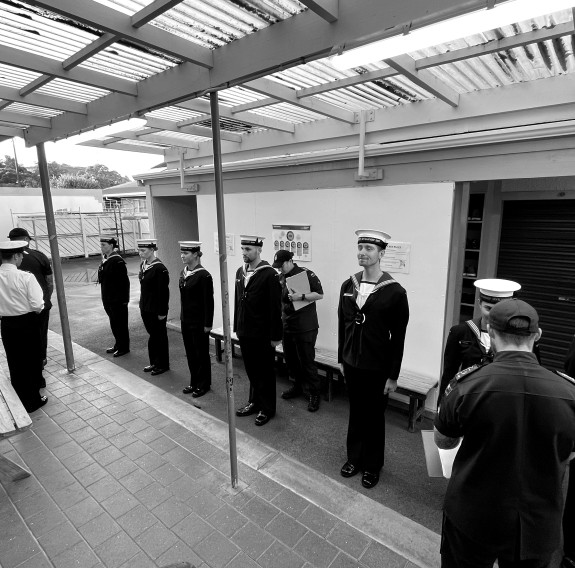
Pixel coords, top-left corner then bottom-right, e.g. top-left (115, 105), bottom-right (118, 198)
top-left (179, 241), bottom-right (202, 252)
top-left (0, 240), bottom-right (28, 254)
top-left (240, 235), bottom-right (265, 247)
top-left (355, 229), bottom-right (391, 249)
top-left (474, 279), bottom-right (521, 303)
top-left (99, 234), bottom-right (117, 245)
top-left (136, 238), bottom-right (158, 250)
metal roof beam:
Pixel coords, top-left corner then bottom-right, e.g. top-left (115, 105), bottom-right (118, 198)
top-left (244, 78), bottom-right (356, 123)
top-left (62, 33), bottom-right (118, 70)
top-left (297, 68), bottom-right (397, 98)
top-left (78, 140), bottom-right (165, 154)
top-left (24, 0), bottom-right (213, 67)
top-left (384, 54), bottom-right (459, 107)
top-left (19, 76), bottom-right (55, 97)
top-left (0, 46), bottom-right (137, 96)
top-left (299, 0), bottom-right (338, 23)
top-left (0, 126), bottom-right (24, 137)
top-left (145, 116), bottom-right (242, 143)
top-left (231, 98), bottom-right (277, 113)
top-left (0, 101), bottom-right (12, 111)
top-left (104, 130), bottom-right (200, 150)
top-left (0, 86), bottom-right (87, 114)
top-left (0, 111), bottom-right (51, 128)
top-left (131, 0), bottom-right (185, 28)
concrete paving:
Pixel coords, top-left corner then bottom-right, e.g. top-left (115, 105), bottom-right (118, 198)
top-left (0, 332), bottom-right (441, 568)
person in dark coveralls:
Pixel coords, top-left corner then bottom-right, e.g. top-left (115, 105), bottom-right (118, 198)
top-left (272, 249), bottom-right (324, 412)
top-left (137, 238), bottom-right (170, 376)
top-left (234, 235), bottom-right (282, 426)
top-left (8, 227), bottom-right (53, 368)
top-left (97, 236), bottom-right (130, 357)
top-left (338, 230), bottom-right (409, 489)
top-left (435, 299), bottom-right (575, 568)
top-left (0, 241), bottom-right (48, 412)
top-left (179, 241), bottom-right (214, 398)
top-left (563, 336), bottom-right (575, 568)
top-left (439, 278), bottom-right (521, 404)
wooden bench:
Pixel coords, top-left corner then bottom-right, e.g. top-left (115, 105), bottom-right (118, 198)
top-left (0, 366), bottom-right (32, 481)
top-left (209, 327), bottom-right (437, 432)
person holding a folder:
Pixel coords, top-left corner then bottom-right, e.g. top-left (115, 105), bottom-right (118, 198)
top-left (272, 249), bottom-right (324, 412)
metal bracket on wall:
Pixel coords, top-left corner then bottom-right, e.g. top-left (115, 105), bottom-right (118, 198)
top-left (356, 109), bottom-right (377, 179)
top-left (354, 168), bottom-right (383, 181)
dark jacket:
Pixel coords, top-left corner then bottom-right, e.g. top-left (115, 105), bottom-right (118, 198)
top-left (139, 259), bottom-right (169, 316)
top-left (179, 265), bottom-right (214, 328)
top-left (338, 271), bottom-right (409, 378)
top-left (98, 252), bottom-right (130, 305)
top-left (566, 334), bottom-right (575, 376)
top-left (234, 261), bottom-right (282, 341)
top-left (20, 247), bottom-right (53, 309)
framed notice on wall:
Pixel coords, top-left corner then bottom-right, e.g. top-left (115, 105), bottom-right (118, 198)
top-left (213, 233), bottom-right (235, 256)
top-left (272, 224), bottom-right (311, 262)
top-left (380, 241), bottom-right (411, 274)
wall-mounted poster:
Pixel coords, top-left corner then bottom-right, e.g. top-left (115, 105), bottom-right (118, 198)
top-left (272, 224), bottom-right (311, 262)
top-left (213, 232), bottom-right (235, 256)
top-left (380, 241), bottom-right (411, 274)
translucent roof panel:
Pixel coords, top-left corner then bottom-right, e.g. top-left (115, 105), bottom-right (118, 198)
top-left (0, 64), bottom-right (42, 90)
top-left (3, 102), bottom-right (63, 118)
top-left (35, 79), bottom-right (110, 104)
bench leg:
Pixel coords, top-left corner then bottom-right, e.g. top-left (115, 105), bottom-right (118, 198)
top-left (0, 453), bottom-right (31, 482)
top-left (407, 396), bottom-right (417, 433)
top-left (214, 339), bottom-right (223, 363)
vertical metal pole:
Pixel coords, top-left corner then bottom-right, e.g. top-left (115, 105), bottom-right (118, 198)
top-left (36, 143), bottom-right (75, 372)
top-left (210, 91), bottom-right (238, 487)
top-left (117, 202), bottom-right (126, 254)
top-left (358, 110), bottom-right (366, 177)
top-left (78, 208), bottom-right (88, 258)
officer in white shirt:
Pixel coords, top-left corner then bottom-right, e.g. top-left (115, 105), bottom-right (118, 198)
top-left (0, 240), bottom-right (48, 412)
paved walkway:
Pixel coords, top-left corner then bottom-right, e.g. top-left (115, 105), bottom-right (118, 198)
top-left (0, 332), bottom-right (440, 568)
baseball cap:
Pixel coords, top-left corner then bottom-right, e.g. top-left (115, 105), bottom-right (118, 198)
top-left (272, 249), bottom-right (293, 268)
top-left (488, 298), bottom-right (539, 335)
top-left (8, 227), bottom-right (32, 240)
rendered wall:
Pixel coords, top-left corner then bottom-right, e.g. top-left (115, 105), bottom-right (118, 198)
top-left (194, 183), bottom-right (455, 399)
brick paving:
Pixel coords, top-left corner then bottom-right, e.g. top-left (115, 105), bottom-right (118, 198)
top-left (0, 339), bottom-right (436, 568)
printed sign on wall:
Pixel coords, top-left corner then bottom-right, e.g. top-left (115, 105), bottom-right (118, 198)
top-left (213, 233), bottom-right (235, 255)
top-left (272, 224), bottom-right (311, 262)
top-left (380, 241), bottom-right (411, 273)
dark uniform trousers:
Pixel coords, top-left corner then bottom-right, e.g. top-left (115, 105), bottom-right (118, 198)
top-left (344, 363), bottom-right (389, 472)
top-left (282, 329), bottom-right (320, 395)
top-left (238, 336), bottom-right (276, 416)
top-left (1, 313), bottom-right (44, 412)
top-left (564, 463), bottom-right (574, 560)
top-left (38, 308), bottom-right (50, 360)
top-left (441, 515), bottom-right (551, 568)
top-left (141, 311), bottom-right (169, 369)
top-left (104, 302), bottom-right (129, 352)
top-left (182, 324), bottom-right (211, 391)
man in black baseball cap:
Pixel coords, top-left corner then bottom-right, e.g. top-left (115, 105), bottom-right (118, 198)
top-left (435, 298), bottom-right (575, 567)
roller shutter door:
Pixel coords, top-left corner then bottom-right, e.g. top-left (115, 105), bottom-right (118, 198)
top-left (497, 199), bottom-right (575, 371)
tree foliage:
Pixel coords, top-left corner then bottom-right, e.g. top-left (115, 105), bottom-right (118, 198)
top-left (0, 155), bottom-right (130, 189)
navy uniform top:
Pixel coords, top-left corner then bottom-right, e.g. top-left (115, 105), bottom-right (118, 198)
top-left (279, 264), bottom-right (323, 333)
top-left (138, 258), bottom-right (169, 316)
top-left (435, 351), bottom-right (575, 558)
top-left (97, 251), bottom-right (130, 304)
top-left (179, 264), bottom-right (214, 328)
top-left (20, 247), bottom-right (53, 309)
top-left (337, 271), bottom-right (409, 378)
top-left (233, 261), bottom-right (282, 341)
top-left (566, 334), bottom-right (575, 376)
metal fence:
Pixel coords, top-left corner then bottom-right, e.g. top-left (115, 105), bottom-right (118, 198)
top-left (13, 211), bottom-right (150, 259)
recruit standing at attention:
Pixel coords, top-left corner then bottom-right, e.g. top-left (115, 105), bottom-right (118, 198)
top-left (439, 279), bottom-right (521, 404)
top-left (179, 241), bottom-right (214, 398)
top-left (0, 240), bottom-right (47, 412)
top-left (435, 299), bottom-right (575, 568)
top-left (234, 235), bottom-right (282, 426)
top-left (338, 230), bottom-right (409, 489)
top-left (97, 235), bottom-right (130, 358)
top-left (273, 249), bottom-right (324, 412)
top-left (138, 238), bottom-right (170, 376)
top-left (8, 227), bottom-right (53, 368)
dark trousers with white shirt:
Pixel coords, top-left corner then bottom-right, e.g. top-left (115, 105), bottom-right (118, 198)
top-left (1, 312), bottom-right (44, 412)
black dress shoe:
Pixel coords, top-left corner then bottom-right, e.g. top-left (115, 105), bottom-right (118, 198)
top-left (106, 347), bottom-right (116, 354)
top-left (340, 461), bottom-right (359, 478)
top-left (236, 402), bottom-right (257, 417)
top-left (281, 385), bottom-right (303, 399)
top-left (562, 557), bottom-right (575, 568)
top-left (143, 365), bottom-right (155, 372)
top-left (151, 367), bottom-right (169, 376)
top-left (183, 385), bottom-right (195, 394)
top-left (255, 412), bottom-right (271, 426)
top-left (113, 349), bottom-right (130, 358)
top-left (192, 387), bottom-right (210, 398)
top-left (307, 395), bottom-right (320, 412)
top-left (361, 471), bottom-right (380, 489)
top-left (29, 396), bottom-right (48, 412)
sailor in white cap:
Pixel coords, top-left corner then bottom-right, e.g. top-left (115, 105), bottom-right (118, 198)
top-left (0, 241), bottom-right (47, 412)
top-left (337, 230), bottom-right (409, 489)
top-left (137, 238), bottom-right (170, 375)
top-left (439, 278), bottom-right (522, 404)
top-left (234, 235), bottom-right (282, 426)
top-left (178, 241), bottom-right (214, 398)
top-left (97, 235), bottom-right (130, 358)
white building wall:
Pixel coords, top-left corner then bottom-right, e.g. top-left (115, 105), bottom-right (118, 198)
top-left (195, 182), bottom-right (455, 389)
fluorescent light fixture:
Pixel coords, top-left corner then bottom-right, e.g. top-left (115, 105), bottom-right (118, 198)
top-left (331, 0), bottom-right (575, 70)
top-left (68, 118), bottom-right (147, 144)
